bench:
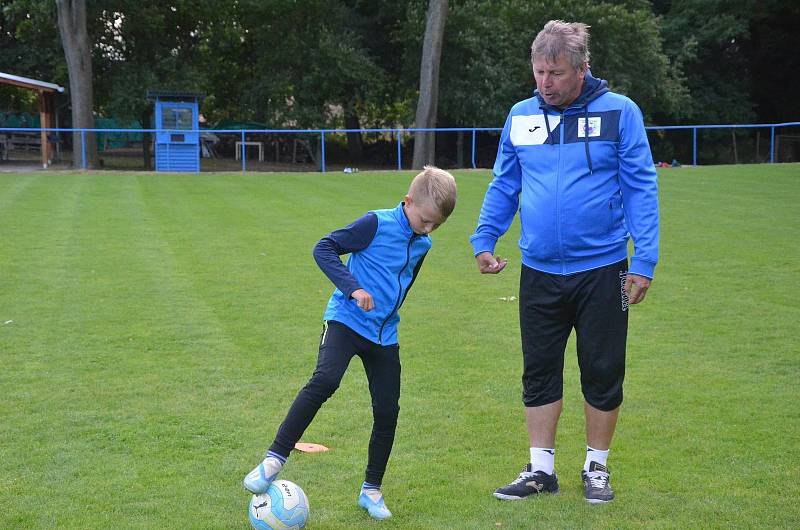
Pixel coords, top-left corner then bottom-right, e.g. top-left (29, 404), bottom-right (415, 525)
top-left (6, 133), bottom-right (42, 152)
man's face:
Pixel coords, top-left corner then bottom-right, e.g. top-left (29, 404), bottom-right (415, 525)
top-left (532, 54), bottom-right (586, 109)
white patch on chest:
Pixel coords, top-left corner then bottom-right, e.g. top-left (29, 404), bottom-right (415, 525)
top-left (510, 114), bottom-right (561, 146)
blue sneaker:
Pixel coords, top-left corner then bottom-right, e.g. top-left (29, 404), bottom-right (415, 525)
top-left (358, 489), bottom-right (392, 520)
top-left (243, 456), bottom-right (283, 494)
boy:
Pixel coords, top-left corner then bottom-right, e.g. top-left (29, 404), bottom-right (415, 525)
top-left (244, 166), bottom-right (457, 520)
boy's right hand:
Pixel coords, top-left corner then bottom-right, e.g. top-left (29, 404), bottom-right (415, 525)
top-left (351, 289), bottom-right (375, 311)
top-left (476, 252), bottom-right (508, 274)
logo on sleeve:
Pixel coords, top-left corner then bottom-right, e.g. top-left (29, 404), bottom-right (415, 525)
top-left (578, 117), bottom-right (602, 138)
top-left (511, 115), bottom-right (561, 146)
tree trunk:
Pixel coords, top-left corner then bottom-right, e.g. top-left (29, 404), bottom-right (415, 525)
top-left (755, 130), bottom-right (760, 162)
top-left (56, 0), bottom-right (97, 169)
top-left (141, 109), bottom-right (152, 170)
top-left (456, 130), bottom-right (464, 168)
top-left (344, 97), bottom-right (364, 163)
top-left (412, 0), bottom-right (447, 169)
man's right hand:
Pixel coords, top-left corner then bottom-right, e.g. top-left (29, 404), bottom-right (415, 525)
top-left (351, 288), bottom-right (374, 311)
top-left (476, 252), bottom-right (508, 274)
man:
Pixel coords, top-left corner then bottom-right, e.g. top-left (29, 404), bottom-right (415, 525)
top-left (470, 20), bottom-right (659, 504)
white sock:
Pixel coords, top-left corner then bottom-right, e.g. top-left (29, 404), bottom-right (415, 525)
top-left (530, 447), bottom-right (555, 475)
top-left (584, 446), bottom-right (609, 472)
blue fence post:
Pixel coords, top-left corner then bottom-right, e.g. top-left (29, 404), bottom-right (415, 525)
top-left (240, 130), bottom-right (246, 172)
top-left (81, 129), bottom-right (87, 169)
top-left (396, 129), bottom-right (402, 170)
top-left (320, 131), bottom-right (326, 173)
top-left (471, 129), bottom-right (477, 169)
top-left (692, 128), bottom-right (697, 166)
top-left (770, 126), bottom-right (775, 163)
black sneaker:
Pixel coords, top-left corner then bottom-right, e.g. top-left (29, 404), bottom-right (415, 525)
top-left (582, 461), bottom-right (614, 503)
top-left (493, 464), bottom-right (559, 500)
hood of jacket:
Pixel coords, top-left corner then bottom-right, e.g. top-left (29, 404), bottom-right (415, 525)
top-left (533, 71), bottom-right (609, 173)
top-left (533, 70), bottom-right (609, 111)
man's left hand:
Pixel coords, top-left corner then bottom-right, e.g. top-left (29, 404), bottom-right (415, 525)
top-left (624, 274), bottom-right (651, 305)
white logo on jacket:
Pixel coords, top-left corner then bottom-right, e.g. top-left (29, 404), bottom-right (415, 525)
top-left (578, 117), bottom-right (602, 138)
top-left (510, 114), bottom-right (561, 146)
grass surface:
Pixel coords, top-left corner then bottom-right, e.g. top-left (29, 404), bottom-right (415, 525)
top-left (1, 165), bottom-right (798, 529)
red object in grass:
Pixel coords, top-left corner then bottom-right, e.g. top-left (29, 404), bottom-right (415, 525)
top-left (294, 442), bottom-right (329, 453)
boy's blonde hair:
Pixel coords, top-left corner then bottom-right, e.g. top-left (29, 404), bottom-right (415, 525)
top-left (408, 165), bottom-right (457, 218)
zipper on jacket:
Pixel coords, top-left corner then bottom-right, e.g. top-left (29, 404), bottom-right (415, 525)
top-left (378, 235), bottom-right (415, 344)
top-left (556, 112), bottom-right (566, 274)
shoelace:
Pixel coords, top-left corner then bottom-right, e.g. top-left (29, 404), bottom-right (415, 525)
top-left (511, 467), bottom-right (537, 485)
top-left (586, 471), bottom-right (609, 489)
top-left (362, 489), bottom-right (383, 503)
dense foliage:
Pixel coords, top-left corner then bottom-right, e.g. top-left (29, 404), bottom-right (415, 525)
top-left (1, 0), bottom-right (797, 128)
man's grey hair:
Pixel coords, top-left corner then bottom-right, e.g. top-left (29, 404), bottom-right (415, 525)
top-left (531, 20), bottom-right (590, 69)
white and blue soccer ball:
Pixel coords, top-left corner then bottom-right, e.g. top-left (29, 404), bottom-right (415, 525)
top-left (248, 480), bottom-right (310, 530)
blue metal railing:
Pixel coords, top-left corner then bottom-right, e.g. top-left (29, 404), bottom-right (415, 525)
top-left (1, 122), bottom-right (799, 171)
top-left (643, 122), bottom-right (800, 166)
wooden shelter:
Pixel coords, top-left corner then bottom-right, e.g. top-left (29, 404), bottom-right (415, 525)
top-left (147, 91), bottom-right (205, 172)
top-left (0, 72), bottom-right (65, 168)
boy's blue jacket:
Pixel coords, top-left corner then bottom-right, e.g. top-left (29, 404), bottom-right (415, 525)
top-left (314, 203), bottom-right (431, 346)
top-left (470, 73), bottom-right (659, 278)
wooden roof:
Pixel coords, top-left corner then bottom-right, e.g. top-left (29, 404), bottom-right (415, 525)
top-left (0, 72), bottom-right (64, 93)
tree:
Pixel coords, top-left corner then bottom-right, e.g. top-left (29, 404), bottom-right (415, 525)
top-left (654, 0), bottom-right (753, 124)
top-left (91, 1), bottom-right (219, 169)
top-left (412, 0), bottom-right (447, 169)
top-left (56, 0), bottom-right (98, 168)
top-left (433, 0), bottom-right (687, 127)
top-left (653, 0), bottom-right (800, 124)
top-left (747, 0), bottom-right (800, 123)
top-left (221, 1), bottom-right (397, 164)
top-left (0, 1), bottom-right (65, 85)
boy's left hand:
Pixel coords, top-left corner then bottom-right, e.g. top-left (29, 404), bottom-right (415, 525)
top-left (351, 289), bottom-right (375, 311)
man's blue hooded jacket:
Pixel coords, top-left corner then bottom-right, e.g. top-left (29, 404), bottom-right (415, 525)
top-left (470, 73), bottom-right (659, 278)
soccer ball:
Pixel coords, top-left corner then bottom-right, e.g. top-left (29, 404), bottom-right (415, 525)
top-left (248, 480), bottom-right (310, 530)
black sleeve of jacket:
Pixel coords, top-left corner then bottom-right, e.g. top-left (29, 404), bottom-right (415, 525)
top-left (313, 212), bottom-right (378, 298)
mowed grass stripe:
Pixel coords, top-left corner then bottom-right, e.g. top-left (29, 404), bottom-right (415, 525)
top-left (69, 174), bottom-right (297, 527)
top-left (0, 171), bottom-right (39, 213)
top-left (0, 173), bottom-right (109, 527)
top-left (3, 174), bottom-right (249, 528)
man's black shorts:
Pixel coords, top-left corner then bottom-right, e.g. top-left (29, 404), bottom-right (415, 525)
top-left (519, 259), bottom-right (629, 411)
